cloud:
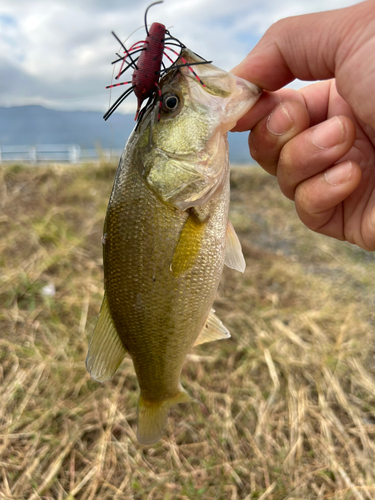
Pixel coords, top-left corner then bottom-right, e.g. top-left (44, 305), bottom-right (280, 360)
top-left (0, 0), bottom-right (362, 112)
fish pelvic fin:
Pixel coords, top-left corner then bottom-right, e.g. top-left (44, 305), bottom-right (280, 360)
top-left (193, 308), bottom-right (230, 346)
top-left (137, 388), bottom-right (192, 445)
top-left (225, 219), bottom-right (246, 273)
top-left (85, 294), bottom-right (127, 382)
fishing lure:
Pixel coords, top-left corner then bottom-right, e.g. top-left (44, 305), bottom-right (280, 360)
top-left (103, 1), bottom-right (211, 122)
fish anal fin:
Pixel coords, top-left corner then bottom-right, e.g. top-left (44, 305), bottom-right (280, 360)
top-left (171, 211), bottom-right (206, 276)
top-left (137, 387), bottom-right (192, 445)
top-left (225, 219), bottom-right (246, 273)
top-left (193, 308), bottom-right (230, 346)
top-left (85, 294), bottom-right (127, 382)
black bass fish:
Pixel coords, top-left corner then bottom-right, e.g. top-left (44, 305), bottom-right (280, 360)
top-left (86, 49), bottom-right (260, 444)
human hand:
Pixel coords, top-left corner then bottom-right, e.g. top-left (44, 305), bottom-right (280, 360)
top-left (231, 0), bottom-right (375, 250)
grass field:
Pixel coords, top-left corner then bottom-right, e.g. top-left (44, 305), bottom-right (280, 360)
top-left (0, 162), bottom-right (375, 500)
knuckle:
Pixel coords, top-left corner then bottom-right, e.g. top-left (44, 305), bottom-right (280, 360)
top-left (248, 133), bottom-right (260, 161)
top-left (295, 183), bottom-right (321, 216)
top-left (276, 146), bottom-right (296, 198)
top-left (249, 132), bottom-right (278, 173)
top-left (249, 122), bottom-right (282, 161)
top-left (295, 188), bottom-right (313, 216)
top-left (266, 18), bottom-right (287, 36)
top-left (294, 184), bottom-right (330, 231)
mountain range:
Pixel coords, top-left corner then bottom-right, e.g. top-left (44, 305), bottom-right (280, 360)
top-left (0, 105), bottom-right (252, 164)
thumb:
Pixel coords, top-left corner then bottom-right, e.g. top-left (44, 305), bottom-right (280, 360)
top-left (232, 1), bottom-right (374, 91)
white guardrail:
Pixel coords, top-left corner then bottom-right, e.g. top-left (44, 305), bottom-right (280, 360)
top-left (0, 145), bottom-right (123, 163)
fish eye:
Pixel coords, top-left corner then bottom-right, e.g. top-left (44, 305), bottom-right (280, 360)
top-left (162, 93), bottom-right (180, 113)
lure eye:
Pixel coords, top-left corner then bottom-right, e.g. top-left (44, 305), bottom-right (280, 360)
top-left (162, 93), bottom-right (180, 113)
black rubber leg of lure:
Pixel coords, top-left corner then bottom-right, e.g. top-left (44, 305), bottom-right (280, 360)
top-left (164, 35), bottom-right (211, 64)
top-left (115, 56), bottom-right (141, 78)
top-left (112, 50), bottom-right (143, 66)
top-left (135, 94), bottom-right (154, 130)
top-left (157, 60), bottom-right (212, 76)
top-left (164, 41), bottom-right (185, 49)
top-left (111, 31), bottom-right (139, 70)
top-left (103, 85), bottom-right (135, 121)
top-left (144, 1), bottom-right (163, 36)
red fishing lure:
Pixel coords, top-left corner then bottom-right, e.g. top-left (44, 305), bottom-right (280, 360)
top-left (104, 1), bottom-right (211, 122)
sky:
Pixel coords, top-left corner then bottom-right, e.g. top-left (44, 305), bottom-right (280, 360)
top-left (0, 0), bottom-right (363, 115)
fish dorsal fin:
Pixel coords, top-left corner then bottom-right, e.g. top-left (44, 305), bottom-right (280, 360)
top-left (225, 219), bottom-right (246, 273)
top-left (193, 309), bottom-right (230, 346)
top-left (85, 294), bottom-right (127, 382)
top-left (171, 212), bottom-right (206, 276)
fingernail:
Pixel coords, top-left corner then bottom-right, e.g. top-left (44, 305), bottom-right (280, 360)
top-left (312, 117), bottom-right (345, 149)
top-left (267, 102), bottom-right (294, 136)
top-left (324, 161), bottom-right (352, 185)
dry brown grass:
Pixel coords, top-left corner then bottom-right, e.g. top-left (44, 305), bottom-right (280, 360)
top-left (0, 162), bottom-right (374, 500)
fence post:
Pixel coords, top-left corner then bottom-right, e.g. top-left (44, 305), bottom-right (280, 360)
top-left (30, 146), bottom-right (37, 164)
top-left (69, 145), bottom-right (80, 164)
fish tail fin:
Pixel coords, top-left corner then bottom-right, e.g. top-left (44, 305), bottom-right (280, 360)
top-left (137, 387), bottom-right (192, 445)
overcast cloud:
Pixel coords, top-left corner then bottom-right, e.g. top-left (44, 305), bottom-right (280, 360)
top-left (0, 0), bottom-right (361, 114)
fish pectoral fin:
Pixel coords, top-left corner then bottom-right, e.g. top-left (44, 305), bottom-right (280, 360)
top-left (224, 219), bottom-right (246, 273)
top-left (193, 308), bottom-right (231, 346)
top-left (137, 388), bottom-right (192, 445)
top-left (85, 294), bottom-right (127, 382)
top-left (171, 211), bottom-right (206, 276)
